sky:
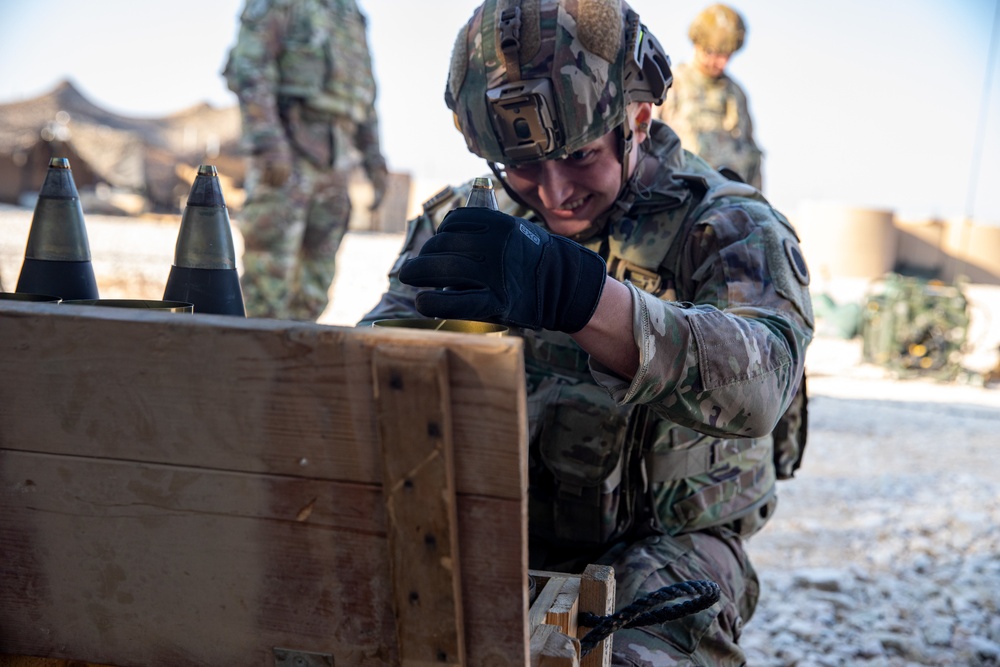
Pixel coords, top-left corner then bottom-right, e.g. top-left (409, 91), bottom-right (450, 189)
top-left (1, 0), bottom-right (998, 225)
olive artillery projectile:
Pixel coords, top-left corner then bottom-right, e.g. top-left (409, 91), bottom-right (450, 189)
top-left (15, 157), bottom-right (99, 300)
top-left (465, 176), bottom-right (499, 210)
top-left (163, 165), bottom-right (245, 316)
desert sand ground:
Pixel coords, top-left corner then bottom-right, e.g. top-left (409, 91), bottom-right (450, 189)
top-left (3, 205), bottom-right (1000, 665)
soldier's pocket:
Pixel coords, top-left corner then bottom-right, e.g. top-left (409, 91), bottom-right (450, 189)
top-left (624, 606), bottom-right (718, 659)
top-left (537, 381), bottom-right (633, 546)
top-left (277, 39), bottom-right (324, 97)
top-left (609, 535), bottom-right (721, 658)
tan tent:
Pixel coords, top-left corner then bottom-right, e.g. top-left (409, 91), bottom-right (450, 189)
top-left (0, 79), bottom-right (242, 213)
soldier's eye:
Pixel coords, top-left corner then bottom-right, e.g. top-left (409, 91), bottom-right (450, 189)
top-left (505, 162), bottom-right (538, 178)
top-left (567, 149), bottom-right (594, 162)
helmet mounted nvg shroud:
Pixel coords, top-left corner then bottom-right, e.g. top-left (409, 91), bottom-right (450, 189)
top-left (446, 0), bottom-right (673, 171)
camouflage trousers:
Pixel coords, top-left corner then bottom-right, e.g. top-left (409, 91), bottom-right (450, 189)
top-left (237, 155), bottom-right (352, 321)
top-left (600, 528), bottom-right (758, 666)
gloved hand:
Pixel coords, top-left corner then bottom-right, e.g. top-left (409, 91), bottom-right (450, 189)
top-left (399, 207), bottom-right (607, 333)
top-left (253, 151), bottom-right (292, 188)
top-left (262, 159), bottom-right (292, 187)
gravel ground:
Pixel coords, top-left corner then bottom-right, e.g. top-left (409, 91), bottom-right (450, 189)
top-left (3, 205), bottom-right (1000, 666)
top-left (742, 338), bottom-right (1000, 667)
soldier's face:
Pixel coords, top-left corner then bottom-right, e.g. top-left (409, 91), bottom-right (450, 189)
top-left (503, 104), bottom-right (652, 237)
top-left (694, 45), bottom-right (731, 78)
top-left (503, 132), bottom-right (621, 237)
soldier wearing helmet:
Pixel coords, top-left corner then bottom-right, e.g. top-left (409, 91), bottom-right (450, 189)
top-left (658, 4), bottom-right (764, 190)
top-left (361, 0), bottom-right (812, 663)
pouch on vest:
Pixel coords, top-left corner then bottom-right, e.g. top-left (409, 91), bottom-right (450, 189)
top-left (277, 40), bottom-right (325, 99)
top-left (530, 379), bottom-right (641, 547)
top-left (645, 423), bottom-right (777, 538)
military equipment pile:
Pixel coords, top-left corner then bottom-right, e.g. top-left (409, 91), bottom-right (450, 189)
top-left (861, 273), bottom-right (972, 382)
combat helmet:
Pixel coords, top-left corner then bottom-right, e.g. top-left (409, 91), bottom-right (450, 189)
top-left (445, 0), bottom-right (672, 169)
top-left (688, 4), bottom-right (746, 55)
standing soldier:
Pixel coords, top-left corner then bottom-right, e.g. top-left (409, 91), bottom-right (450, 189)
top-left (224, 0), bottom-right (388, 320)
top-left (658, 4), bottom-right (764, 190)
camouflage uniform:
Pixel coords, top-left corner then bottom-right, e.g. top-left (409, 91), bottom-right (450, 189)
top-left (362, 122), bottom-right (813, 665)
top-left (363, 1), bottom-right (812, 663)
top-left (658, 62), bottom-right (763, 190)
top-left (224, 0), bottom-right (387, 320)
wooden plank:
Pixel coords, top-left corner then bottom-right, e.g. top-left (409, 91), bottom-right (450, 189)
top-left (0, 450), bottom-right (396, 666)
top-left (529, 624), bottom-right (579, 667)
top-left (528, 567), bottom-right (615, 667)
top-left (578, 565), bottom-right (615, 667)
top-left (529, 574), bottom-right (581, 650)
top-left (545, 578), bottom-right (580, 639)
top-left (0, 449), bottom-right (525, 666)
top-left (373, 345), bottom-right (464, 666)
top-left (0, 301), bottom-right (526, 500)
top-left (0, 657), bottom-right (111, 666)
top-left (529, 577), bottom-right (569, 631)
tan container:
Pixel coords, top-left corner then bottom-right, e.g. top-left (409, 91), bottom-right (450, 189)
top-left (942, 218), bottom-right (1000, 284)
top-left (795, 201), bottom-right (896, 280)
top-left (894, 218), bottom-right (948, 277)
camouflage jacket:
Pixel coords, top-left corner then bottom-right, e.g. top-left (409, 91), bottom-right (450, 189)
top-left (360, 122), bottom-right (813, 567)
top-left (223, 0), bottom-right (383, 169)
top-left (658, 62), bottom-right (762, 190)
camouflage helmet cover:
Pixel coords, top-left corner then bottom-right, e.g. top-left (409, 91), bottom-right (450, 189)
top-left (445, 0), bottom-right (671, 165)
top-left (688, 4), bottom-right (746, 55)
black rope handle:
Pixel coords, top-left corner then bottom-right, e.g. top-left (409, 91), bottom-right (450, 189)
top-left (578, 579), bottom-right (721, 656)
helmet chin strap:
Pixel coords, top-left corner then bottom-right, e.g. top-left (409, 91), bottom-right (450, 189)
top-left (617, 122), bottom-right (634, 204)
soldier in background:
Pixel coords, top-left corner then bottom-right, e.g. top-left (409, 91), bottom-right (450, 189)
top-left (658, 4), bottom-right (763, 190)
top-left (224, 0), bottom-right (388, 320)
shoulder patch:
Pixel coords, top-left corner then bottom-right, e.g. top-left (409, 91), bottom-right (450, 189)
top-left (763, 223), bottom-right (814, 329)
top-left (783, 237), bottom-right (810, 286)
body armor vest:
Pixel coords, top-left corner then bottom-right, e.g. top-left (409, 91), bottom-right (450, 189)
top-left (524, 164), bottom-right (798, 567)
top-left (411, 133), bottom-right (808, 571)
top-left (275, 0), bottom-right (377, 124)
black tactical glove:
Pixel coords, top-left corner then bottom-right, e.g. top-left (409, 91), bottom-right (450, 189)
top-left (399, 207), bottom-right (607, 333)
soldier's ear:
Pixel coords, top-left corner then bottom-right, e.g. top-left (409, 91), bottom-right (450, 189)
top-left (629, 102), bottom-right (654, 143)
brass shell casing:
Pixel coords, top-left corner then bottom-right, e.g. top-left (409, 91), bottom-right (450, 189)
top-left (370, 178), bottom-right (503, 333)
top-left (371, 318), bottom-right (507, 336)
top-left (63, 299), bottom-right (194, 313)
top-left (0, 292), bottom-right (61, 302)
top-left (465, 177), bottom-right (499, 210)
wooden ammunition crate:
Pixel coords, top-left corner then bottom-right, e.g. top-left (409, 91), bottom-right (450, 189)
top-left (0, 302), bottom-right (610, 666)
